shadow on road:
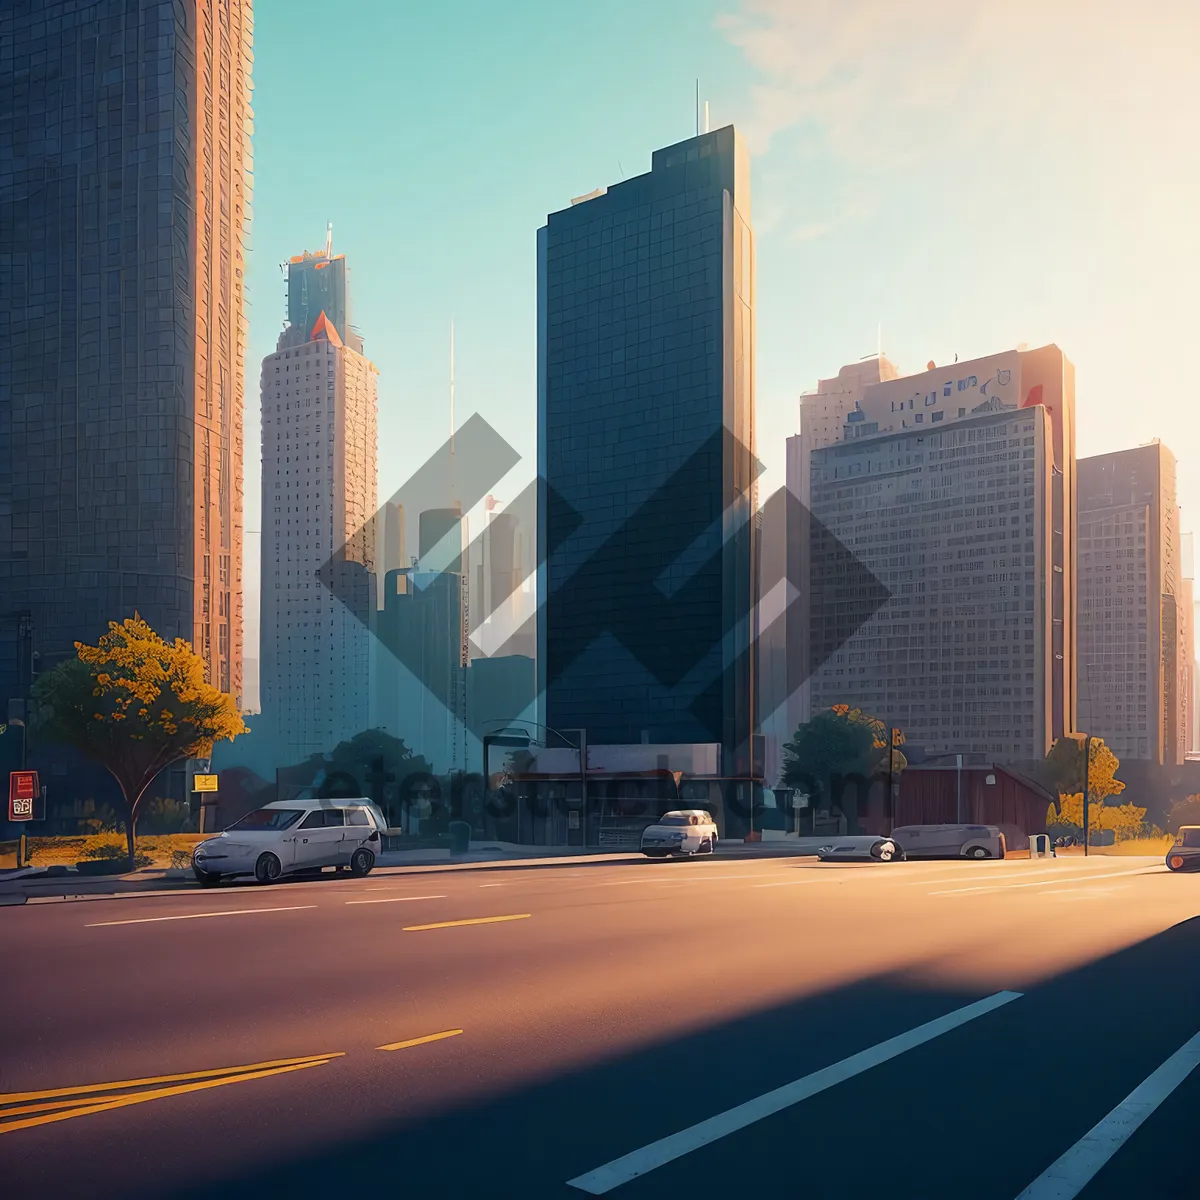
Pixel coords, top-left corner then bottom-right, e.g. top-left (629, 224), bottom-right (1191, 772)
top-left (148, 916), bottom-right (1200, 1200)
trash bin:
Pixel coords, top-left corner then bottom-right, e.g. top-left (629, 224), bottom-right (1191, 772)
top-left (448, 820), bottom-right (471, 855)
top-left (1029, 833), bottom-right (1053, 859)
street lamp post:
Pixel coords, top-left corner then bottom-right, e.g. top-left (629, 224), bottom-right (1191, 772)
top-left (956, 754), bottom-right (964, 824)
top-left (1083, 734), bottom-right (1093, 857)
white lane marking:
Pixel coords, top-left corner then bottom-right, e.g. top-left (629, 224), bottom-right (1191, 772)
top-left (87, 906), bottom-right (317, 927)
top-left (902, 866), bottom-right (1083, 886)
top-left (1041, 885), bottom-right (1133, 901)
top-left (595, 878), bottom-right (681, 887)
top-left (567, 991), bottom-right (1022, 1194)
top-left (929, 867), bottom-right (1159, 896)
top-left (655, 873), bottom-right (770, 884)
top-left (1014, 1028), bottom-right (1200, 1199)
top-left (753, 878), bottom-right (847, 889)
top-left (479, 883), bottom-right (504, 887)
top-left (344, 895), bottom-right (447, 906)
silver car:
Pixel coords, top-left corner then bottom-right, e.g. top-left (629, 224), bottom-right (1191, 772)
top-left (890, 823), bottom-right (1007, 860)
top-left (193, 798), bottom-right (387, 885)
top-left (817, 835), bottom-right (904, 863)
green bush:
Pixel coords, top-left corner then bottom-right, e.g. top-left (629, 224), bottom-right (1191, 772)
top-left (76, 799), bottom-right (120, 833)
top-left (135, 796), bottom-right (196, 835)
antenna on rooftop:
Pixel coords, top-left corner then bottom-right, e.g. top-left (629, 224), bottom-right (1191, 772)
top-left (695, 79), bottom-right (700, 136)
top-left (325, 222), bottom-right (332, 258)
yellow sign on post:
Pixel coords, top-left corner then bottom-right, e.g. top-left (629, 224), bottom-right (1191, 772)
top-left (193, 774), bottom-right (219, 793)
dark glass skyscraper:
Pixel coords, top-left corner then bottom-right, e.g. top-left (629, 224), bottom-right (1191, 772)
top-left (536, 126), bottom-right (757, 770)
top-left (0, 1), bottom-right (252, 710)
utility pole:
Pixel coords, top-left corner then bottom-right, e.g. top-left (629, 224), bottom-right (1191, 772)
top-left (956, 753), bottom-right (963, 824)
top-left (886, 727), bottom-right (896, 825)
top-left (1083, 734), bottom-right (1093, 857)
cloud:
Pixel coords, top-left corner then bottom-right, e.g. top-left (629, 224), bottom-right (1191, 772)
top-left (718, 0), bottom-right (1199, 167)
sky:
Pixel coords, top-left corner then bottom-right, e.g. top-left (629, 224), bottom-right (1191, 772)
top-left (244, 0), bottom-right (1200, 560)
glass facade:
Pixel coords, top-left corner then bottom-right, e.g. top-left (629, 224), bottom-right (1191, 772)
top-left (0, 1), bottom-right (252, 705)
top-left (536, 127), bottom-right (756, 768)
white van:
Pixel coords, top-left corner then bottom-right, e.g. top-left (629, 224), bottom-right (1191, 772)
top-left (890, 824), bottom-right (1007, 861)
top-left (192, 798), bottom-right (387, 885)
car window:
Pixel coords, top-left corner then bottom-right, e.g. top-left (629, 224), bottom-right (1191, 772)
top-left (324, 808), bottom-right (346, 827)
top-left (227, 808), bottom-right (302, 832)
top-left (299, 810), bottom-right (325, 830)
top-left (1182, 830), bottom-right (1200, 848)
top-left (345, 807), bottom-right (371, 826)
top-left (657, 815), bottom-right (691, 827)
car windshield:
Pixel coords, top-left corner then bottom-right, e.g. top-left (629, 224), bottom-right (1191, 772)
top-left (226, 808), bottom-right (303, 832)
top-left (1182, 830), bottom-right (1200, 848)
top-left (657, 815), bottom-right (693, 827)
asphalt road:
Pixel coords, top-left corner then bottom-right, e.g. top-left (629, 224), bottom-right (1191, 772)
top-left (2, 852), bottom-right (1199, 1199)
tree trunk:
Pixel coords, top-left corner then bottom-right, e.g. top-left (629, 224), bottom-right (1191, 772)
top-left (124, 811), bottom-right (136, 869)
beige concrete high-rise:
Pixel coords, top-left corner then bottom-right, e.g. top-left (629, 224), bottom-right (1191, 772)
top-left (805, 345), bottom-right (1076, 762)
top-left (260, 248), bottom-right (378, 762)
top-left (784, 355), bottom-right (901, 735)
top-left (1078, 444), bottom-right (1190, 763)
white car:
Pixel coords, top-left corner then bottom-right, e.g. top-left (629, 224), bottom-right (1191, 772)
top-left (640, 809), bottom-right (718, 858)
top-left (193, 798), bottom-right (387, 885)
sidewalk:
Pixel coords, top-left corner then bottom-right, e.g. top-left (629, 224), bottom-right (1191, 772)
top-left (0, 838), bottom-right (829, 905)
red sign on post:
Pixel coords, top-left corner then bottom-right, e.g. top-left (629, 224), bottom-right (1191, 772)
top-left (9, 771), bottom-right (39, 822)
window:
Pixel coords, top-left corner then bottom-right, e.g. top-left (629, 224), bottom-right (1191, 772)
top-left (228, 808), bottom-right (303, 831)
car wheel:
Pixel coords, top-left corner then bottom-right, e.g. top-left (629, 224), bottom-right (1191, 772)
top-left (643, 849), bottom-right (668, 858)
top-left (967, 846), bottom-right (990, 860)
top-left (705, 836), bottom-right (716, 854)
top-left (194, 867), bottom-right (221, 887)
top-left (350, 847), bottom-right (375, 877)
top-left (254, 852), bottom-right (283, 884)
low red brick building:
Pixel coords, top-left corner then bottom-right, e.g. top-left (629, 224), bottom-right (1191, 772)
top-left (859, 764), bottom-right (1053, 849)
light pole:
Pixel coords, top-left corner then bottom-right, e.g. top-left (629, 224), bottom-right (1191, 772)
top-left (1083, 734), bottom-right (1093, 857)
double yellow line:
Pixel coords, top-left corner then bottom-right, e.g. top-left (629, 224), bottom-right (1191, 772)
top-left (0, 1052), bottom-right (343, 1135)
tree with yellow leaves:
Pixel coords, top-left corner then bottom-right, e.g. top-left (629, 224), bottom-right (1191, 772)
top-left (1047, 794), bottom-right (1147, 841)
top-left (1044, 734), bottom-right (1125, 803)
top-left (31, 616), bottom-right (246, 866)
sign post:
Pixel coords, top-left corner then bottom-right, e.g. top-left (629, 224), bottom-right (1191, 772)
top-left (8, 770), bottom-right (38, 821)
top-left (9, 770), bottom-right (39, 869)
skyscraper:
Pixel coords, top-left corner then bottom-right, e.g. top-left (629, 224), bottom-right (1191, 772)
top-left (1077, 443), bottom-right (1188, 763)
top-left (0, 1), bottom-right (252, 706)
top-left (537, 126), bottom-right (756, 769)
top-left (259, 246), bottom-right (378, 763)
top-left (784, 355), bottom-right (901, 735)
top-left (805, 346), bottom-right (1076, 762)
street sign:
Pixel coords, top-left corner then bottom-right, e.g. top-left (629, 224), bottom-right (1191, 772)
top-left (193, 774), bottom-right (219, 793)
top-left (8, 770), bottom-right (39, 821)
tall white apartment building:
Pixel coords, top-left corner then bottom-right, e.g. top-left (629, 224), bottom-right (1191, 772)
top-left (260, 247), bottom-right (378, 763)
top-left (783, 355), bottom-right (900, 734)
